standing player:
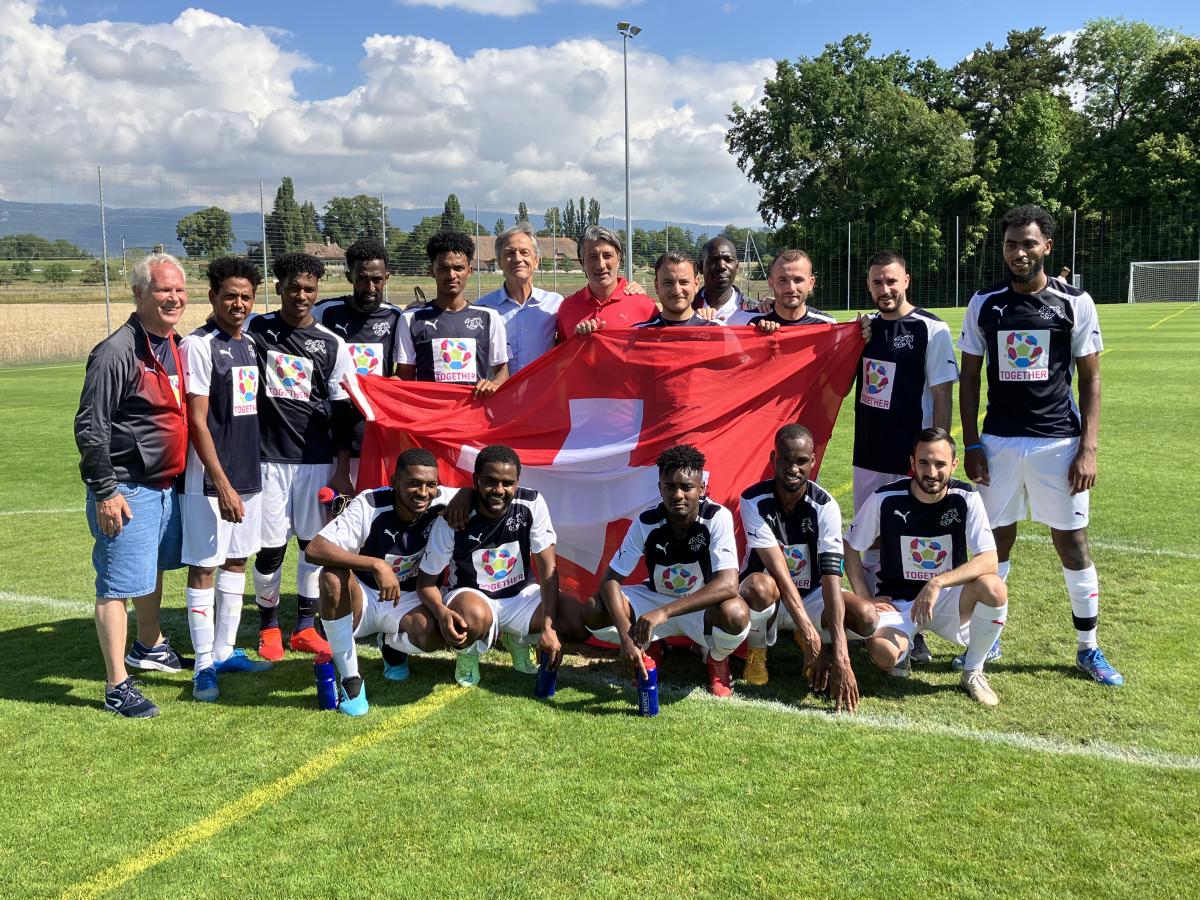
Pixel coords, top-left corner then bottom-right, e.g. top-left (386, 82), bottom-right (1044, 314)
top-left (738, 425), bottom-right (878, 712)
top-left (246, 252), bottom-right (355, 662)
top-left (750, 250), bottom-right (837, 328)
top-left (959, 205), bottom-right (1122, 685)
top-left (637, 251), bottom-right (722, 328)
top-left (853, 250), bottom-right (959, 665)
top-left (180, 256), bottom-right (273, 701)
top-left (693, 236), bottom-right (762, 323)
top-left (314, 237), bottom-right (402, 484)
top-left (396, 231), bottom-right (509, 396)
top-left (416, 445), bottom-right (568, 687)
top-left (583, 445), bottom-right (749, 698)
top-left (304, 449), bottom-right (457, 715)
top-left (845, 429), bottom-right (1009, 705)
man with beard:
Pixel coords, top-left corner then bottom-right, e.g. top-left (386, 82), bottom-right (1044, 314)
top-left (958, 205), bottom-right (1121, 686)
top-left (844, 429), bottom-right (1009, 706)
top-left (750, 250), bottom-right (837, 328)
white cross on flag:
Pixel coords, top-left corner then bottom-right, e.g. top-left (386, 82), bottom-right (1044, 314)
top-left (351, 325), bottom-right (861, 598)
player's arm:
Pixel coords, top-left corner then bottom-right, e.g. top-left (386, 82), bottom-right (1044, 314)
top-left (1070, 352), bottom-right (1101, 494)
top-left (810, 495), bottom-right (857, 711)
top-left (305, 534), bottom-right (400, 602)
top-left (416, 520), bottom-right (468, 645)
top-left (754, 545), bottom-right (821, 659)
top-left (533, 545), bottom-right (562, 669)
top-left (474, 361), bottom-right (509, 398)
top-left (911, 550), bottom-right (997, 628)
top-left (74, 342), bottom-right (131, 535)
top-left (632, 568), bottom-right (739, 643)
top-left (475, 313), bottom-right (510, 397)
top-left (958, 351), bottom-right (987, 485)
top-left (598, 565), bottom-right (647, 681)
top-left (185, 392), bottom-right (244, 523)
top-left (931, 381), bottom-right (953, 432)
top-left (843, 545), bottom-right (872, 600)
top-left (927, 323), bottom-right (959, 432)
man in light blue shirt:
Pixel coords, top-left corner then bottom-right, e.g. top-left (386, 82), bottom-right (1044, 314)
top-left (476, 222), bottom-right (564, 375)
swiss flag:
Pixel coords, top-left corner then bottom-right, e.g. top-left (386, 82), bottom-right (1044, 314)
top-left (350, 324), bottom-right (861, 599)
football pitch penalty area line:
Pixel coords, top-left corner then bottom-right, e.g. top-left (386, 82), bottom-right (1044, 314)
top-left (60, 688), bottom-right (465, 900)
top-left (1148, 302), bottom-right (1198, 330)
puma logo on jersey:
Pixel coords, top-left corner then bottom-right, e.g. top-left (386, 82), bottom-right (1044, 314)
top-left (893, 509), bottom-right (911, 523)
top-left (334, 323), bottom-right (350, 334)
top-left (218, 347), bottom-right (233, 358)
top-left (654, 543), bottom-right (668, 554)
top-left (992, 305), bottom-right (1007, 317)
top-left (383, 528), bottom-right (400, 542)
top-left (266, 328), bottom-right (280, 342)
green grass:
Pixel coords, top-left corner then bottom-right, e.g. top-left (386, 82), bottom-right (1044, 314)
top-left (1, 303), bottom-right (1198, 898)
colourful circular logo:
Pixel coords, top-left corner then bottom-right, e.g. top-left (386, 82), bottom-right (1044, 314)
top-left (275, 358), bottom-right (308, 388)
top-left (865, 361), bottom-right (889, 394)
top-left (350, 344), bottom-right (380, 376)
top-left (391, 555), bottom-right (418, 578)
top-left (660, 565), bottom-right (699, 596)
top-left (482, 548), bottom-right (515, 580)
top-left (909, 537), bottom-right (948, 570)
top-left (440, 339), bottom-right (473, 371)
top-left (1005, 332), bottom-right (1043, 368)
top-left (237, 370), bottom-right (257, 403)
top-left (784, 546), bottom-right (808, 576)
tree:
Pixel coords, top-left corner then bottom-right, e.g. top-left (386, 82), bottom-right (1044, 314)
top-left (516, 202), bottom-right (529, 223)
top-left (0, 233), bottom-right (88, 259)
top-left (176, 206), bottom-right (234, 258)
top-left (10, 260), bottom-right (33, 280)
top-left (494, 219), bottom-right (506, 236)
top-left (587, 198), bottom-right (601, 228)
top-left (299, 201), bottom-right (322, 242)
top-left (562, 199), bottom-right (577, 242)
top-left (992, 91), bottom-right (1073, 211)
top-left (1073, 18), bottom-right (1177, 132)
top-left (265, 177), bottom-right (306, 256)
top-left (441, 194), bottom-right (467, 233)
top-left (323, 195), bottom-right (384, 248)
top-left (80, 260), bottom-right (120, 284)
top-left (538, 207), bottom-right (561, 237)
top-left (43, 262), bottom-right (72, 284)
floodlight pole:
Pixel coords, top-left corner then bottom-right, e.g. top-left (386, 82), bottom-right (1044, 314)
top-left (259, 180), bottom-right (269, 313)
top-left (618, 22), bottom-right (641, 283)
top-left (97, 166), bottom-right (111, 334)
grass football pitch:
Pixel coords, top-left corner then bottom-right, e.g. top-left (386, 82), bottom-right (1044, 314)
top-left (0, 303), bottom-right (1197, 898)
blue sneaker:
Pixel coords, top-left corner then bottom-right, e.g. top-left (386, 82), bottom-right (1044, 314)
top-left (952, 638), bottom-right (1001, 671)
top-left (382, 655), bottom-right (410, 682)
top-left (104, 677), bottom-right (160, 718)
top-left (125, 635), bottom-right (190, 673)
top-left (337, 677), bottom-right (369, 716)
top-left (192, 667), bottom-right (219, 702)
top-left (1076, 646), bottom-right (1124, 686)
top-left (214, 648), bottom-right (273, 674)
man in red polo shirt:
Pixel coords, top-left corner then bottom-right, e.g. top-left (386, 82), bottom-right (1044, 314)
top-left (557, 225), bottom-right (656, 339)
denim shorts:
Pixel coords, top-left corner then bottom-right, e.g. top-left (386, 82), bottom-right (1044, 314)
top-left (87, 482), bottom-right (184, 599)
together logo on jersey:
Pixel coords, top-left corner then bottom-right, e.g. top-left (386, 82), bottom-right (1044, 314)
top-left (348, 343), bottom-right (384, 376)
top-left (999, 330), bottom-right (1049, 381)
top-left (902, 535), bottom-right (953, 581)
top-left (782, 544), bottom-right (812, 589)
top-left (860, 358), bottom-right (895, 409)
top-left (266, 351), bottom-right (314, 400)
top-left (474, 542), bottom-right (524, 591)
top-left (232, 365), bottom-right (258, 416)
top-left (386, 551), bottom-right (422, 582)
top-left (434, 338), bottom-right (476, 383)
top-left (655, 563), bottom-right (702, 597)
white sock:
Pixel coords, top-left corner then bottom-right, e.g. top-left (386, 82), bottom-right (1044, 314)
top-left (324, 615), bottom-right (358, 680)
top-left (1064, 565), bottom-right (1099, 649)
top-left (186, 587), bottom-right (216, 671)
top-left (963, 603), bottom-right (1007, 673)
top-left (252, 566), bottom-right (282, 605)
top-left (707, 623), bottom-right (750, 662)
top-left (387, 631), bottom-right (423, 656)
top-left (747, 603), bottom-right (776, 649)
top-left (214, 570), bottom-right (245, 662)
top-left (997, 560), bottom-right (1011, 582)
top-left (296, 553), bottom-right (321, 599)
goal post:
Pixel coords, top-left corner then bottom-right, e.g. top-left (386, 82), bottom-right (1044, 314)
top-left (1127, 259), bottom-right (1200, 304)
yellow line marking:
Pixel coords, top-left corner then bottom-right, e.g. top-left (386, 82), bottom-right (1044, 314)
top-left (1148, 303), bottom-right (1198, 330)
top-left (61, 688), bottom-right (465, 900)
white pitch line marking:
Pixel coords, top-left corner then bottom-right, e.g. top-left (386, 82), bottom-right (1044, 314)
top-left (0, 507), bottom-right (83, 517)
top-left (1016, 533), bottom-right (1200, 561)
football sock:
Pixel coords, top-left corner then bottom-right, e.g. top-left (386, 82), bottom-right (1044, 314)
top-left (382, 634), bottom-right (414, 661)
top-left (964, 602), bottom-right (1007, 673)
top-left (295, 553), bottom-right (321, 632)
top-left (252, 562), bottom-right (282, 630)
top-left (747, 603), bottom-right (776, 649)
top-left (186, 587), bottom-right (216, 672)
top-left (1064, 565), bottom-right (1099, 649)
top-left (295, 595), bottom-right (319, 634)
top-left (214, 570), bottom-right (245, 662)
top-left (324, 615), bottom-right (358, 680)
top-left (997, 560), bottom-right (1011, 582)
top-left (707, 622), bottom-right (750, 662)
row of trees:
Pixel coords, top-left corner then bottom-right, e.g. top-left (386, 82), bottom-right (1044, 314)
top-left (0, 233), bottom-right (89, 260)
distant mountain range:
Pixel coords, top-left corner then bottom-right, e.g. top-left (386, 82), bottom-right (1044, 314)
top-left (0, 198), bottom-right (735, 257)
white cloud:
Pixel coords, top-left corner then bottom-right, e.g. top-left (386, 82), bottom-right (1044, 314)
top-left (0, 4), bottom-right (773, 225)
top-left (396, 0), bottom-right (539, 16)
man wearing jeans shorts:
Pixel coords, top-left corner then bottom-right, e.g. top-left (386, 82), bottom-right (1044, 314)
top-left (959, 204), bottom-right (1122, 686)
top-left (75, 252), bottom-right (192, 717)
top-left (305, 449), bottom-right (458, 716)
top-left (844, 428), bottom-right (1009, 706)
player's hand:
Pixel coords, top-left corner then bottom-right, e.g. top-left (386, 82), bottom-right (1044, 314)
top-left (626, 281), bottom-right (647, 296)
top-left (96, 493), bottom-right (132, 538)
top-left (436, 607), bottom-right (470, 649)
top-left (441, 489), bottom-right (475, 530)
top-left (374, 562), bottom-right (401, 603)
top-left (619, 636), bottom-right (649, 682)
top-left (793, 618), bottom-right (822, 678)
top-left (1068, 446), bottom-right (1098, 495)
top-left (756, 298), bottom-right (773, 313)
top-left (696, 306), bottom-right (718, 321)
top-left (828, 654), bottom-right (860, 714)
top-left (629, 608), bottom-right (667, 648)
top-left (810, 646), bottom-right (832, 695)
top-left (473, 378), bottom-right (501, 398)
top-left (575, 318), bottom-right (604, 336)
top-left (538, 625), bottom-right (563, 671)
top-left (911, 580), bottom-right (941, 627)
top-left (215, 482), bottom-right (245, 524)
top-left (329, 471), bottom-right (355, 500)
top-left (855, 313), bottom-right (872, 342)
top-left (964, 447), bottom-right (989, 486)
top-left (753, 318), bottom-right (780, 334)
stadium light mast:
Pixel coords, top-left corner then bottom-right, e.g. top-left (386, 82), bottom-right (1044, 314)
top-left (618, 21), bottom-right (641, 284)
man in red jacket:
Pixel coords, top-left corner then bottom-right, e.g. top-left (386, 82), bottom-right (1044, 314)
top-left (75, 253), bottom-right (192, 717)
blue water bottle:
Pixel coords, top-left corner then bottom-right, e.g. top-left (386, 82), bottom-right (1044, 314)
top-left (535, 651), bottom-right (557, 699)
top-left (637, 655), bottom-right (659, 717)
top-left (314, 652), bottom-right (339, 711)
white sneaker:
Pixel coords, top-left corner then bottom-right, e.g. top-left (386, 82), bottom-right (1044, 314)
top-left (960, 670), bottom-right (999, 707)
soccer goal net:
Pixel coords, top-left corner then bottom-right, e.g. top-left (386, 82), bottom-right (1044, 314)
top-left (1127, 260), bottom-right (1200, 303)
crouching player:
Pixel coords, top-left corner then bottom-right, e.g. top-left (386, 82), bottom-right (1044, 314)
top-left (738, 424), bottom-right (878, 712)
top-left (583, 444), bottom-right (748, 697)
top-left (844, 427), bottom-right (1008, 706)
top-left (416, 445), bottom-right (570, 688)
top-left (304, 449), bottom-right (456, 715)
